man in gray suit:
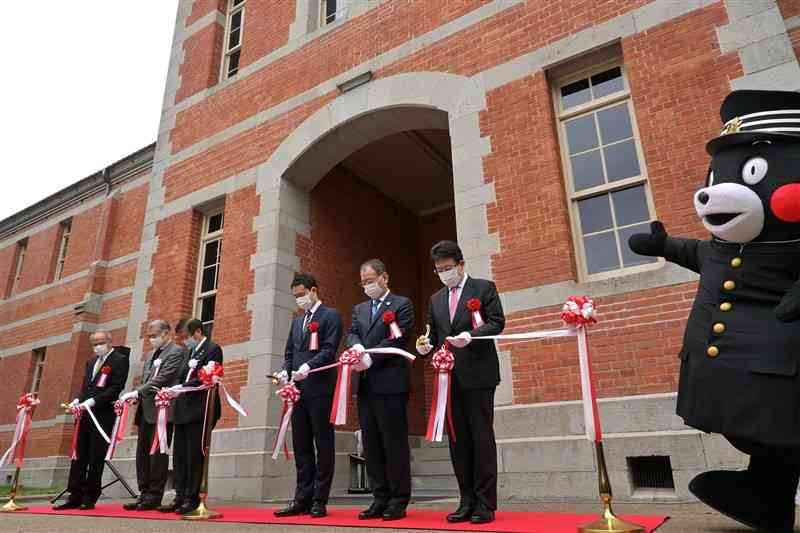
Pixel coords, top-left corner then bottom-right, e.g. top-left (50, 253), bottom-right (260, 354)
top-left (120, 320), bottom-right (186, 511)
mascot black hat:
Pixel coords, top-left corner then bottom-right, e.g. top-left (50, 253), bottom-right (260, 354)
top-left (707, 90), bottom-right (800, 155)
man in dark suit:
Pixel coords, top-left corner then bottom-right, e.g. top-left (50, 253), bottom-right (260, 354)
top-left (119, 319), bottom-right (186, 511)
top-left (274, 273), bottom-right (343, 519)
top-left (417, 240), bottom-right (505, 525)
top-left (347, 259), bottom-right (414, 521)
top-left (53, 330), bottom-right (129, 510)
top-left (165, 318), bottom-right (223, 515)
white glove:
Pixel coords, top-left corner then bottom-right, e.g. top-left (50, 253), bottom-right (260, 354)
top-left (273, 370), bottom-right (289, 385)
top-left (359, 352), bottom-right (373, 369)
top-left (293, 363), bottom-right (311, 382)
top-left (448, 332), bottom-right (472, 348)
top-left (120, 391), bottom-right (138, 402)
top-left (352, 344), bottom-right (366, 354)
top-left (69, 398), bottom-right (80, 408)
top-left (416, 340), bottom-right (433, 356)
top-left (79, 398), bottom-right (95, 410)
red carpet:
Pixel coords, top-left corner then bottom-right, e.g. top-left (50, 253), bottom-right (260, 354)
top-left (19, 504), bottom-right (667, 532)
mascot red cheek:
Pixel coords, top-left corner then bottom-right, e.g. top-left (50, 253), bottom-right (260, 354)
top-left (629, 90), bottom-right (800, 533)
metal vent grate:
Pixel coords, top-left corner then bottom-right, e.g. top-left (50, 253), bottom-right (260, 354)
top-left (627, 456), bottom-right (675, 490)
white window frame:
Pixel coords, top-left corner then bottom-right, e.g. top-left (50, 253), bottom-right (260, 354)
top-left (221, 0), bottom-right (246, 81)
top-left (10, 240), bottom-right (27, 297)
top-left (193, 210), bottom-right (224, 333)
top-left (320, 0), bottom-right (348, 26)
top-left (552, 59), bottom-right (660, 282)
top-left (53, 220), bottom-right (72, 282)
top-left (31, 347), bottom-right (46, 394)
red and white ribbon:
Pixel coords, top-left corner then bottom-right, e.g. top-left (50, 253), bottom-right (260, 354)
top-left (105, 398), bottom-right (136, 460)
top-left (383, 311), bottom-right (403, 339)
top-left (330, 349), bottom-right (361, 426)
top-left (308, 322), bottom-right (320, 351)
top-left (150, 389), bottom-right (174, 455)
top-left (466, 298), bottom-right (484, 328)
top-left (272, 383), bottom-right (300, 460)
top-left (69, 407), bottom-right (83, 460)
top-left (457, 295), bottom-right (602, 442)
top-left (0, 394), bottom-right (39, 468)
top-left (426, 345), bottom-right (456, 443)
top-left (96, 366), bottom-right (111, 388)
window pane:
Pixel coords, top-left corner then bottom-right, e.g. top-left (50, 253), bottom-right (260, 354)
top-left (561, 78), bottom-right (591, 110)
top-left (604, 140), bottom-right (640, 182)
top-left (597, 103), bottom-right (633, 144)
top-left (619, 223), bottom-right (659, 267)
top-left (202, 265), bottom-right (218, 293)
top-left (201, 295), bottom-right (217, 323)
top-left (227, 50), bottom-right (240, 77)
top-left (203, 240), bottom-right (220, 267)
top-left (228, 28), bottom-right (241, 50)
top-left (591, 67), bottom-right (624, 99)
top-left (571, 150), bottom-right (605, 191)
top-left (578, 195), bottom-right (613, 234)
top-left (232, 0), bottom-right (244, 6)
top-left (231, 11), bottom-right (242, 31)
top-left (584, 231), bottom-right (619, 274)
top-left (611, 185), bottom-right (650, 227)
top-left (208, 213), bottom-right (224, 233)
top-left (565, 115), bottom-right (598, 154)
top-left (326, 0), bottom-right (338, 20)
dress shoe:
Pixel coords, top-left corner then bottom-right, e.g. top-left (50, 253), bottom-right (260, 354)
top-left (136, 501), bottom-right (161, 511)
top-left (176, 501), bottom-right (200, 515)
top-left (471, 507), bottom-right (495, 524)
top-left (382, 507), bottom-right (407, 521)
top-left (122, 500), bottom-right (141, 511)
top-left (158, 500), bottom-right (183, 513)
top-left (358, 502), bottom-right (387, 519)
top-left (310, 501), bottom-right (327, 518)
top-left (79, 503), bottom-right (95, 510)
top-left (273, 502), bottom-right (311, 517)
top-left (446, 504), bottom-right (474, 523)
top-left (53, 501), bottom-right (82, 511)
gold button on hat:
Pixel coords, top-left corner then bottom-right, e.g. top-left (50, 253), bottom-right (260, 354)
top-left (707, 346), bottom-right (719, 357)
top-left (720, 302), bottom-right (732, 311)
top-left (723, 280), bottom-right (736, 290)
top-left (713, 323), bottom-right (726, 334)
top-left (731, 257), bottom-right (742, 268)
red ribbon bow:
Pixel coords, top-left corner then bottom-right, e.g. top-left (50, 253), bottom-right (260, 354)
top-left (561, 295), bottom-right (597, 328)
top-left (308, 321), bottom-right (319, 333)
top-left (382, 311), bottom-right (396, 325)
top-left (466, 298), bottom-right (481, 312)
top-left (426, 343), bottom-right (456, 443)
top-left (198, 362), bottom-right (224, 387)
top-left (101, 365), bottom-right (112, 375)
top-left (339, 348), bottom-right (361, 366)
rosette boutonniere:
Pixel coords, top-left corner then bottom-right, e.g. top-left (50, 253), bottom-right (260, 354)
top-left (96, 365), bottom-right (112, 388)
top-left (466, 298), bottom-right (484, 328)
top-left (383, 311), bottom-right (402, 339)
top-left (308, 321), bottom-right (320, 351)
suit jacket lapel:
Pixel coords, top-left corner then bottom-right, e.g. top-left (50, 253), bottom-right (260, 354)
top-left (451, 278), bottom-right (475, 330)
top-left (359, 301), bottom-right (372, 336)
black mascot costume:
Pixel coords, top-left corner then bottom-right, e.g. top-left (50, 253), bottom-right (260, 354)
top-left (630, 90), bottom-right (800, 532)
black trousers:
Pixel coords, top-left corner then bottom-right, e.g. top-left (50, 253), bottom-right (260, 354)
top-left (173, 422), bottom-right (204, 505)
top-left (448, 377), bottom-right (497, 511)
top-left (291, 395), bottom-right (335, 505)
top-left (135, 420), bottom-right (173, 504)
top-left (66, 414), bottom-right (114, 504)
top-left (357, 392), bottom-right (411, 509)
top-left (726, 436), bottom-right (800, 496)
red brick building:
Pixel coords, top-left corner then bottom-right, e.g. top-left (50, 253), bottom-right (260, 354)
top-left (1, 0), bottom-right (799, 501)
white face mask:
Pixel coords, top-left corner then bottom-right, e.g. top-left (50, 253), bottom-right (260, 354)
top-left (438, 268), bottom-right (462, 288)
top-left (149, 336), bottom-right (165, 349)
top-left (364, 281), bottom-right (385, 300)
top-left (93, 344), bottom-right (109, 357)
top-left (296, 293), bottom-right (314, 311)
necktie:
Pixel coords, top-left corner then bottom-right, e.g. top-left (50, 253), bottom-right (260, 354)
top-left (302, 311), bottom-right (312, 331)
top-left (371, 299), bottom-right (380, 320)
top-left (449, 286), bottom-right (459, 322)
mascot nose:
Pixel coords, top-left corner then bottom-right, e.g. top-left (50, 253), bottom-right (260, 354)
top-left (697, 191), bottom-right (710, 205)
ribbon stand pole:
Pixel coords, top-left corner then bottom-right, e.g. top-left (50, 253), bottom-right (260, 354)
top-left (183, 384), bottom-right (223, 521)
top-left (1, 466), bottom-right (25, 512)
top-left (577, 326), bottom-right (643, 533)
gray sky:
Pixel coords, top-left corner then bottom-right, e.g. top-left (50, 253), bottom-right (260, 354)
top-left (0, 1), bottom-right (179, 221)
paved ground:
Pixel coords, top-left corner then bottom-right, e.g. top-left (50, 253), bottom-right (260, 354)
top-left (0, 497), bottom-right (780, 532)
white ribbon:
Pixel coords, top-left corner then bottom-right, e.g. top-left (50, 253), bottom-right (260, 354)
top-left (271, 403), bottom-right (294, 461)
top-left (84, 404), bottom-right (111, 444)
top-left (430, 372), bottom-right (450, 442)
top-left (152, 358), bottom-right (162, 378)
top-left (167, 382), bottom-right (248, 417)
top-left (185, 358), bottom-right (198, 383)
top-left (364, 346), bottom-right (417, 361)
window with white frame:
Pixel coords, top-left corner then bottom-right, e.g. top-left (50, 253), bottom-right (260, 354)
top-left (31, 348), bottom-right (46, 394)
top-left (320, 0), bottom-right (348, 25)
top-left (554, 62), bottom-right (658, 279)
top-left (194, 211), bottom-right (224, 337)
top-left (53, 219), bottom-right (72, 281)
top-left (9, 240), bottom-right (27, 297)
top-left (222, 0), bottom-right (245, 80)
